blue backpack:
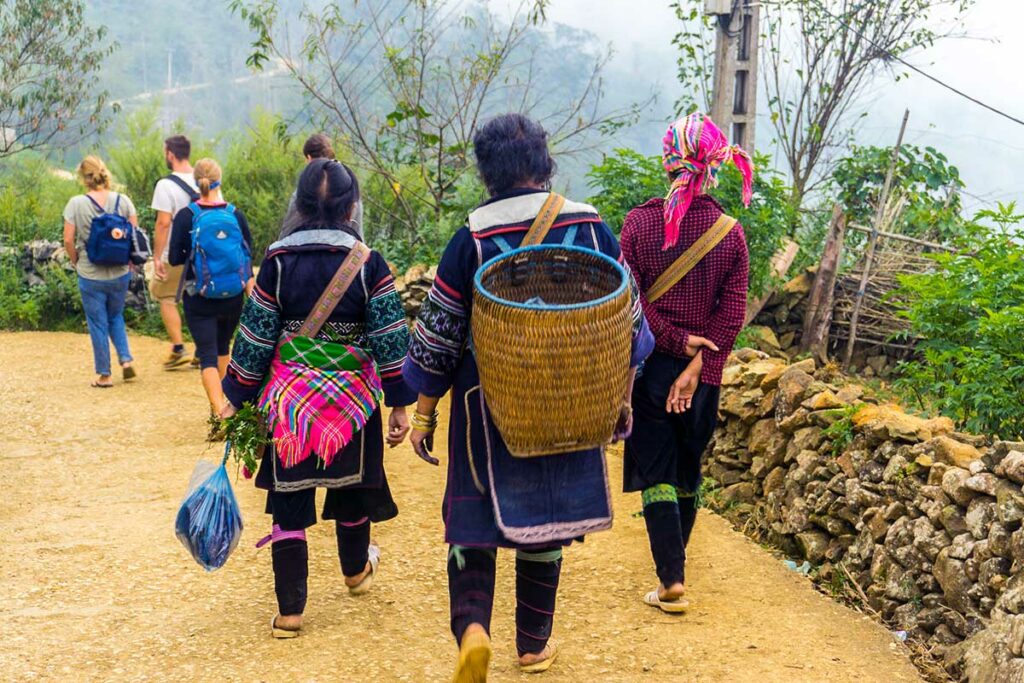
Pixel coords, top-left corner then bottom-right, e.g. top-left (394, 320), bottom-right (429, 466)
top-left (187, 203), bottom-right (251, 298)
top-left (85, 194), bottom-right (133, 266)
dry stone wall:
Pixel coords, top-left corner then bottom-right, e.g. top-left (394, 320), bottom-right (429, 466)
top-left (9, 240), bottom-right (147, 311)
top-left (392, 263), bottom-right (436, 320)
top-left (748, 267), bottom-right (901, 379)
top-left (707, 350), bottom-right (1024, 682)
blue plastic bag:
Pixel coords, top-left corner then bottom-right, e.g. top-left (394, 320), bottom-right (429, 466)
top-left (175, 444), bottom-right (243, 571)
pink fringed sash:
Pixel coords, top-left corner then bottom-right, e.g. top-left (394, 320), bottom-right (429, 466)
top-left (258, 343), bottom-right (383, 469)
top-left (257, 241), bottom-right (378, 469)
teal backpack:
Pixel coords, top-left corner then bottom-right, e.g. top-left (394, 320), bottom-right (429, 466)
top-left (186, 203), bottom-right (251, 298)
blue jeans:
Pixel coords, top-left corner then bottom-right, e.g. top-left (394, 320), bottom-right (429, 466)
top-left (78, 274), bottom-right (133, 376)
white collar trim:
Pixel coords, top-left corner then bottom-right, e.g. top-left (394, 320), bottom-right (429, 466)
top-left (468, 192), bottom-right (600, 232)
top-left (268, 229), bottom-right (358, 252)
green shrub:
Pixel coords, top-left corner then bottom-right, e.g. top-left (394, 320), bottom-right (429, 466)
top-left (223, 110), bottom-right (305, 261)
top-left (32, 263), bottom-right (86, 331)
top-left (585, 148), bottom-right (668, 234)
top-left (831, 144), bottom-right (965, 243)
top-left (106, 102), bottom-right (167, 228)
top-left (371, 172), bottom-right (486, 271)
top-left (0, 154), bottom-right (80, 245)
top-left (0, 254), bottom-right (41, 328)
top-left (895, 203), bottom-right (1024, 438)
top-left (585, 149), bottom-right (791, 298)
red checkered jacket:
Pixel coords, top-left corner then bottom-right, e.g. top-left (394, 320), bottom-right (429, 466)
top-left (620, 195), bottom-right (749, 386)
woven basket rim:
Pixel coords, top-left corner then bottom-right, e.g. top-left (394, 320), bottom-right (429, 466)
top-left (474, 244), bottom-right (627, 312)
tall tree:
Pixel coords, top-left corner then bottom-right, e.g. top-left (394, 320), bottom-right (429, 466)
top-left (0, 0), bottom-right (116, 158)
top-left (763, 0), bottom-right (973, 209)
top-left (230, 0), bottom-right (632, 247)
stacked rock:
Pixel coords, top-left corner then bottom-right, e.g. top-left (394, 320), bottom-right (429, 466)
top-left (707, 350), bottom-right (1024, 680)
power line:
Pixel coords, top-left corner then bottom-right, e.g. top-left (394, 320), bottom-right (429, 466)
top-left (798, 0), bottom-right (1024, 128)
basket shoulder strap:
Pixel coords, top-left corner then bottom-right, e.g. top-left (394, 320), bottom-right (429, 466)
top-left (521, 192), bottom-right (566, 247)
top-left (298, 241), bottom-right (371, 339)
top-left (646, 213), bottom-right (737, 304)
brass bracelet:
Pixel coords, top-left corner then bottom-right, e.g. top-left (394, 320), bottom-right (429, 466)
top-left (411, 410), bottom-right (439, 431)
top-left (411, 422), bottom-right (436, 434)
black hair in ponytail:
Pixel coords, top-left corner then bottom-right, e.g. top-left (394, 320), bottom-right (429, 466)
top-left (280, 159), bottom-right (361, 238)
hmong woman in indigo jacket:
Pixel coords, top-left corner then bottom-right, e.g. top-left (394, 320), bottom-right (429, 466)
top-left (220, 159), bottom-right (414, 638)
top-left (403, 114), bottom-right (654, 680)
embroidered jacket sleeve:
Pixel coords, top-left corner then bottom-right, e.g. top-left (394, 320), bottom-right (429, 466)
top-left (702, 225), bottom-right (750, 382)
top-left (364, 252), bottom-right (417, 407)
top-left (619, 208), bottom-right (693, 358)
top-left (223, 256), bottom-right (283, 407)
top-left (593, 221), bottom-right (655, 367)
top-left (402, 228), bottom-right (475, 398)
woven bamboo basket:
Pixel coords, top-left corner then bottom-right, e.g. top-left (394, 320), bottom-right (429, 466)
top-left (472, 244), bottom-right (633, 457)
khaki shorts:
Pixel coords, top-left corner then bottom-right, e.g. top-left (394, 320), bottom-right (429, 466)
top-left (145, 262), bottom-right (185, 301)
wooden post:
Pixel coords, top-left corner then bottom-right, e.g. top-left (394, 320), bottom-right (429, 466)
top-left (707, 0), bottom-right (760, 151)
top-left (842, 109), bottom-right (910, 371)
top-left (800, 204), bottom-right (846, 361)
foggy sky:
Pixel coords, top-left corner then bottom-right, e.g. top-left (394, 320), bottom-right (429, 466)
top-left (541, 0), bottom-right (1024, 213)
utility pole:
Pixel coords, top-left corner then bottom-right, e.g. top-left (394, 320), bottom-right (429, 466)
top-left (705, 0), bottom-right (760, 152)
top-left (166, 49), bottom-right (173, 92)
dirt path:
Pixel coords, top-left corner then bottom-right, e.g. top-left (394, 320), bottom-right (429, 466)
top-left (0, 332), bottom-right (923, 682)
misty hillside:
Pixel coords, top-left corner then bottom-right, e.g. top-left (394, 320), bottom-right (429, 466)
top-left (85, 0), bottom-right (303, 131)
top-left (82, 0), bottom-right (662, 173)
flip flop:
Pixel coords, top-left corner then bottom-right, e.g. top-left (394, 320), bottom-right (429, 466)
top-left (348, 544), bottom-right (380, 596)
top-left (520, 640), bottom-right (559, 674)
top-left (271, 615), bottom-right (301, 639)
top-left (643, 590), bottom-right (690, 614)
top-left (122, 365), bottom-right (137, 381)
top-left (90, 381), bottom-right (114, 389)
top-left (453, 629), bottom-right (491, 683)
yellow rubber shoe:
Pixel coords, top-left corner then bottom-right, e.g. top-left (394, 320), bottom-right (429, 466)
top-left (453, 630), bottom-right (491, 683)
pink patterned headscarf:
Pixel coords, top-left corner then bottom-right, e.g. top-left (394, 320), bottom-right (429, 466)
top-left (661, 112), bottom-right (754, 249)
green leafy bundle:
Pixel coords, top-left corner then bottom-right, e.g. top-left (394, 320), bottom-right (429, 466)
top-left (222, 402), bottom-right (270, 477)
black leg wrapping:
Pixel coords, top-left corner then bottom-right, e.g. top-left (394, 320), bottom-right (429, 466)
top-left (271, 538), bottom-right (308, 616)
top-left (448, 546), bottom-right (496, 645)
top-left (515, 548), bottom-right (563, 657)
top-left (679, 495), bottom-right (698, 550)
top-left (678, 495), bottom-right (698, 585)
top-left (644, 501), bottom-right (685, 588)
top-left (335, 520), bottom-right (370, 578)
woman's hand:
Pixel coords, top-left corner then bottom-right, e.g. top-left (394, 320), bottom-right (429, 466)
top-left (410, 395), bottom-right (442, 466)
top-left (219, 400), bottom-right (238, 420)
top-left (612, 403), bottom-right (633, 443)
top-left (410, 427), bottom-right (439, 466)
top-left (685, 335), bottom-right (719, 357)
top-left (666, 372), bottom-right (699, 413)
top-left (666, 351), bottom-right (703, 414)
top-left (387, 406), bottom-right (410, 448)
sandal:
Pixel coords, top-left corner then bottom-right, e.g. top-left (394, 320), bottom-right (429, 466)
top-left (90, 381), bottom-right (114, 389)
top-left (520, 640), bottom-right (559, 674)
top-left (453, 629), bottom-right (491, 683)
top-left (643, 590), bottom-right (690, 614)
top-left (348, 544), bottom-right (380, 596)
top-left (122, 365), bottom-right (136, 381)
top-left (271, 614), bottom-right (301, 639)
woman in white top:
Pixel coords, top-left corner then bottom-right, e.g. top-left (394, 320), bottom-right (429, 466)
top-left (62, 156), bottom-right (139, 388)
